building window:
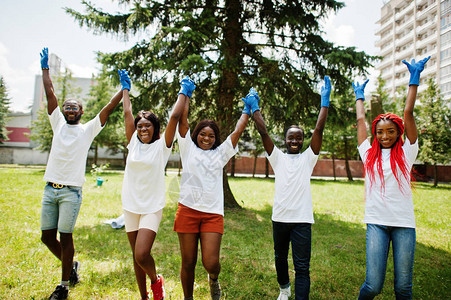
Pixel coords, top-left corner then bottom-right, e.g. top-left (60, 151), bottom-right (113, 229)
top-left (440, 82), bottom-right (451, 93)
top-left (441, 65), bottom-right (451, 79)
top-left (441, 0), bottom-right (451, 14)
top-left (442, 31), bottom-right (451, 46)
top-left (441, 48), bottom-right (451, 61)
top-left (441, 13), bottom-right (451, 30)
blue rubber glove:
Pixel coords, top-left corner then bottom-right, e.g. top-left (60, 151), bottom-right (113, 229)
top-left (178, 76), bottom-right (196, 98)
top-left (243, 87), bottom-right (260, 113)
top-left (320, 76), bottom-right (331, 108)
top-left (402, 56), bottom-right (431, 86)
top-left (352, 79), bottom-right (369, 101)
top-left (241, 98), bottom-right (251, 115)
top-left (118, 69), bottom-right (131, 91)
top-left (40, 47), bottom-right (49, 69)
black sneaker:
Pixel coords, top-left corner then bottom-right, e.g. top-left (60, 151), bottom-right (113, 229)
top-left (69, 261), bottom-right (80, 286)
top-left (48, 285), bottom-right (68, 300)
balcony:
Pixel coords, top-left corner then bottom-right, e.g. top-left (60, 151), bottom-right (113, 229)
top-left (394, 2), bottom-right (414, 22)
top-left (377, 32), bottom-right (393, 46)
top-left (395, 46), bottom-right (415, 62)
top-left (416, 19), bottom-right (437, 36)
top-left (416, 1), bottom-right (438, 18)
top-left (416, 32), bottom-right (438, 49)
top-left (395, 18), bottom-right (414, 35)
top-left (376, 17), bottom-right (394, 36)
top-left (394, 76), bottom-right (410, 88)
top-left (377, 57), bottom-right (393, 70)
top-left (379, 44), bottom-right (393, 56)
top-left (422, 64), bottom-right (437, 79)
top-left (394, 33), bottom-right (414, 48)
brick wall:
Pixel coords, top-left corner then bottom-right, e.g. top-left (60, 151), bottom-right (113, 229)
top-left (226, 156), bottom-right (451, 182)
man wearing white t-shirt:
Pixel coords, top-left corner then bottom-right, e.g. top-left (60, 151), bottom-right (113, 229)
top-left (252, 77), bottom-right (331, 300)
top-left (39, 48), bottom-right (123, 300)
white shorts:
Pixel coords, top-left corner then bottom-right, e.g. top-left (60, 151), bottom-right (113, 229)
top-left (123, 209), bottom-right (163, 233)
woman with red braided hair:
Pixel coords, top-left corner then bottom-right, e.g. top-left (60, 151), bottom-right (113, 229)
top-left (353, 55), bottom-right (430, 300)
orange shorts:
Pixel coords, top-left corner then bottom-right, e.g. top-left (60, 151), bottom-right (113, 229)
top-left (173, 203), bottom-right (224, 234)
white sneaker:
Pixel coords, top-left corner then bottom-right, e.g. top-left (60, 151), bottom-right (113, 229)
top-left (277, 285), bottom-right (291, 300)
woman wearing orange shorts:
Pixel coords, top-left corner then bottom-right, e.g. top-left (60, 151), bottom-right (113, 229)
top-left (174, 86), bottom-right (255, 300)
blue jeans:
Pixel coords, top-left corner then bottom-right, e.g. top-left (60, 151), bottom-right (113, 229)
top-left (41, 184), bottom-right (82, 233)
top-left (359, 224), bottom-right (416, 300)
top-left (273, 221), bottom-right (311, 300)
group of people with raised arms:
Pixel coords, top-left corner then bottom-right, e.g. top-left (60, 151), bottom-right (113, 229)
top-left (38, 47), bottom-right (429, 300)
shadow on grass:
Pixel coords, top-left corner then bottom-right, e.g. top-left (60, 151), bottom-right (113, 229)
top-left (71, 203), bottom-right (450, 299)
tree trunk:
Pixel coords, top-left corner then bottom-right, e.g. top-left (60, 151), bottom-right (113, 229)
top-left (433, 163), bottom-right (438, 187)
top-left (219, 0), bottom-right (242, 209)
top-left (230, 156), bottom-right (236, 177)
top-left (332, 152), bottom-right (336, 181)
top-left (265, 158), bottom-right (269, 178)
top-left (252, 154), bottom-right (257, 178)
top-left (94, 143), bottom-right (98, 165)
top-left (344, 136), bottom-right (354, 181)
top-left (223, 168), bottom-right (240, 208)
top-left (178, 158), bottom-right (182, 177)
top-left (122, 143), bottom-right (128, 167)
top-left (370, 95), bottom-right (383, 145)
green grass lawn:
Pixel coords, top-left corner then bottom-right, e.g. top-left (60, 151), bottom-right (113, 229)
top-left (0, 167), bottom-right (449, 299)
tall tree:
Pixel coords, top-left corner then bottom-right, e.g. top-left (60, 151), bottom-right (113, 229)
top-left (416, 78), bottom-right (451, 187)
top-left (30, 69), bottom-right (82, 152)
top-left (67, 0), bottom-right (374, 207)
top-left (0, 76), bottom-right (11, 143)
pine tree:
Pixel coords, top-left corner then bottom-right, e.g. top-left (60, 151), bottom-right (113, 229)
top-left (416, 78), bottom-right (451, 186)
top-left (66, 0), bottom-right (375, 207)
top-left (0, 76), bottom-right (11, 143)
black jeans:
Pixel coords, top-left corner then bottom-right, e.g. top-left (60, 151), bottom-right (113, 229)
top-left (273, 221), bottom-right (311, 300)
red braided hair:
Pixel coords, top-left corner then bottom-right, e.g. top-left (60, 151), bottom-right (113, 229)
top-left (363, 113), bottom-right (412, 194)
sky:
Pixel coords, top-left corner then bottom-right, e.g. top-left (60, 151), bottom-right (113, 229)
top-left (1, 0), bottom-right (385, 112)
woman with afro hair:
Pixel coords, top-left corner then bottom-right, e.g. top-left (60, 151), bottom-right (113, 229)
top-left (352, 55), bottom-right (430, 300)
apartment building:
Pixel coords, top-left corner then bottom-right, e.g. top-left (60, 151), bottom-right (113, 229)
top-left (376, 0), bottom-right (451, 100)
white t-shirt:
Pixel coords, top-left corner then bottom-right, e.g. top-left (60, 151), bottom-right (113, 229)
top-left (358, 137), bottom-right (418, 228)
top-left (43, 108), bottom-right (103, 187)
top-left (121, 132), bottom-right (172, 214)
top-left (267, 146), bottom-right (319, 223)
top-left (177, 130), bottom-right (238, 216)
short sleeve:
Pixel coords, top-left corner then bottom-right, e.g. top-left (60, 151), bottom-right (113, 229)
top-left (177, 129), bottom-right (192, 158)
top-left (403, 137), bottom-right (419, 165)
top-left (266, 145), bottom-right (281, 169)
top-left (358, 139), bottom-right (371, 162)
top-left (305, 146), bottom-right (319, 169)
top-left (160, 132), bottom-right (173, 161)
top-left (85, 114), bottom-right (103, 139)
top-left (127, 131), bottom-right (138, 151)
top-left (217, 135), bottom-right (238, 167)
top-left (48, 107), bottom-right (65, 131)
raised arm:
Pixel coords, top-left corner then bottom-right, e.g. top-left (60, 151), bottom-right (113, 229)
top-left (310, 76), bottom-right (330, 154)
top-left (166, 76), bottom-right (195, 147)
top-left (99, 90), bottom-right (122, 127)
top-left (40, 48), bottom-right (58, 115)
top-left (228, 87), bottom-right (260, 148)
top-left (178, 77), bottom-right (196, 138)
top-left (230, 114), bottom-right (250, 148)
top-left (353, 79), bottom-right (369, 146)
top-left (402, 56), bottom-right (430, 144)
top-left (253, 111), bottom-right (275, 155)
top-left (118, 70), bottom-right (134, 143)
